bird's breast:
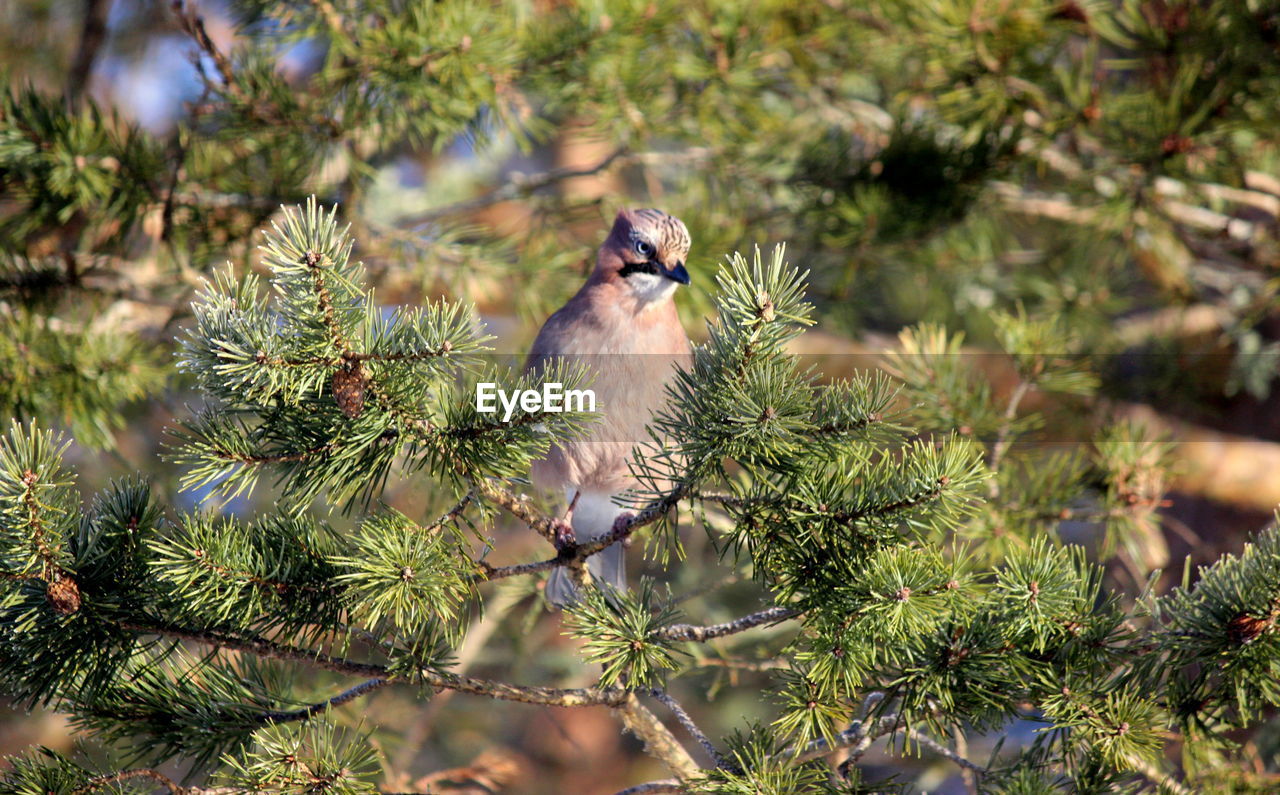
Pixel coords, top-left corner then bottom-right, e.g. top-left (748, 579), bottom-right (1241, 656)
top-left (527, 296), bottom-right (691, 493)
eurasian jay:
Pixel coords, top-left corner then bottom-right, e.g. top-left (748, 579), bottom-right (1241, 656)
top-left (525, 208), bottom-right (694, 606)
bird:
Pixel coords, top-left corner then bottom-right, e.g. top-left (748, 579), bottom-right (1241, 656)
top-left (524, 208), bottom-right (694, 606)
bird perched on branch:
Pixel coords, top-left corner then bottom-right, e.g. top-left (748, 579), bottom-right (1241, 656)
top-left (525, 208), bottom-right (694, 606)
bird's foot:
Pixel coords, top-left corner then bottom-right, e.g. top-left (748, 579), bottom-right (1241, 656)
top-left (551, 517), bottom-right (576, 552)
top-left (611, 512), bottom-right (636, 548)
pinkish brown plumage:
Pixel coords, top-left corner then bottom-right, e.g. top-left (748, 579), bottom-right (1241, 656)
top-left (525, 209), bottom-right (693, 604)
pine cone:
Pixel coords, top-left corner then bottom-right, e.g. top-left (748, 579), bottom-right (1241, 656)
top-left (332, 363), bottom-right (367, 419)
top-left (1227, 612), bottom-right (1272, 645)
top-left (46, 575), bottom-right (81, 615)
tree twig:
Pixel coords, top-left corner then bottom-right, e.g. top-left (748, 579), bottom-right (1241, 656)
top-left (66, 0), bottom-right (110, 109)
top-left (257, 677), bottom-right (390, 724)
top-left (402, 147), bottom-right (627, 225)
top-left (171, 1), bottom-right (237, 87)
top-left (611, 781), bottom-right (684, 795)
top-left (987, 376), bottom-right (1032, 499)
top-left (904, 728), bottom-right (986, 774)
top-left (424, 490), bottom-right (474, 533)
top-left (690, 656), bottom-right (788, 672)
top-left (953, 725), bottom-right (977, 793)
top-left (649, 689), bottom-right (728, 769)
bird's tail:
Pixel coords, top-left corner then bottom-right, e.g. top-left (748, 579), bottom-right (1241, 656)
top-left (545, 544), bottom-right (627, 608)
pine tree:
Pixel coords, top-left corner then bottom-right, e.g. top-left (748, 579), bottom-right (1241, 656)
top-left (2, 200), bottom-right (1278, 793)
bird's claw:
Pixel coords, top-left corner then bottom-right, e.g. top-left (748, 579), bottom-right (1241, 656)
top-left (551, 517), bottom-right (576, 552)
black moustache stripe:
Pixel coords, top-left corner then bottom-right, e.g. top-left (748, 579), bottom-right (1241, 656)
top-left (618, 260), bottom-right (663, 278)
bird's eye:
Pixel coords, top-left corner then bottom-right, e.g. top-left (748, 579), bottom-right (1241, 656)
top-left (634, 240), bottom-right (655, 257)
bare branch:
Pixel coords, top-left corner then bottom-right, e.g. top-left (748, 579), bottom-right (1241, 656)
top-left (475, 481), bottom-right (678, 579)
top-left (904, 728), bottom-right (986, 774)
top-left (649, 689), bottom-right (728, 769)
top-left (423, 490), bottom-right (474, 533)
top-left (66, 0), bottom-right (109, 109)
top-left (402, 147), bottom-right (627, 225)
top-left (171, 1), bottom-right (237, 87)
top-left (653, 607), bottom-right (800, 643)
top-left (615, 693), bottom-right (702, 781)
top-left (258, 678), bottom-right (390, 724)
top-left (612, 781), bottom-right (684, 795)
top-left (472, 478), bottom-right (561, 543)
top-left (474, 476), bottom-right (686, 554)
top-left (987, 376), bottom-right (1033, 499)
top-left (695, 490), bottom-right (948, 528)
top-left (476, 554), bottom-right (562, 581)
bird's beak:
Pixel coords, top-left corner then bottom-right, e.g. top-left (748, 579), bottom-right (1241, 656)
top-left (661, 261), bottom-right (691, 285)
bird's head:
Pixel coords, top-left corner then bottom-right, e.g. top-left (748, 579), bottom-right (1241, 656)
top-left (598, 208), bottom-right (691, 302)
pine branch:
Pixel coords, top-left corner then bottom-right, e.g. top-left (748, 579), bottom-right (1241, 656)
top-left (696, 489), bottom-right (954, 528)
top-left (119, 620), bottom-right (629, 707)
top-left (72, 768), bottom-right (180, 795)
top-left (653, 607), bottom-right (800, 643)
top-left (302, 248), bottom-right (352, 352)
top-left (171, 0), bottom-right (342, 137)
top-left (71, 768), bottom-right (236, 795)
top-left (20, 467), bottom-right (60, 580)
top-left (207, 444), bottom-right (335, 465)
top-left (252, 346), bottom-right (455, 368)
top-left (119, 620), bottom-right (385, 677)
